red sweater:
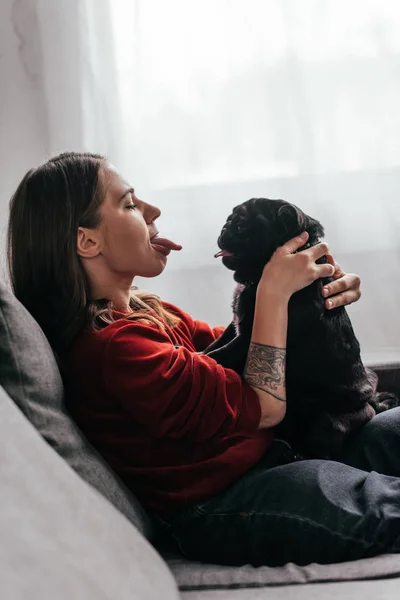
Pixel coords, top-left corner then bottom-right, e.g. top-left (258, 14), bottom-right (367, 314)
top-left (68, 302), bottom-right (273, 513)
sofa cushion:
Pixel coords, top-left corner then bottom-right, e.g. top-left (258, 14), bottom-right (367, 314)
top-left (0, 280), bottom-right (153, 539)
top-left (164, 549), bottom-right (400, 591)
top-left (0, 385), bottom-right (178, 600)
top-left (180, 579), bottom-right (400, 600)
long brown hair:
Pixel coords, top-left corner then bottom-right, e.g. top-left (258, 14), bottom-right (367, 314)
top-left (7, 151), bottom-right (179, 358)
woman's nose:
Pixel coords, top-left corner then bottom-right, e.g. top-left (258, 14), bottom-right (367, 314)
top-left (145, 203), bottom-right (161, 223)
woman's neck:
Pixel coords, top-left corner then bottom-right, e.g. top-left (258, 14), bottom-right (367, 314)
top-left (83, 257), bottom-right (135, 312)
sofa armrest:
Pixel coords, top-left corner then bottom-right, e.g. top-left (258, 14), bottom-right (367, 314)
top-left (371, 363), bottom-right (400, 396)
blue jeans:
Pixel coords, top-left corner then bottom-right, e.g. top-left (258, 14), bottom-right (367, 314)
top-left (154, 408), bottom-right (400, 566)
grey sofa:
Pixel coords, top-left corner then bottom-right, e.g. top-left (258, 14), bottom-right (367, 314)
top-left (1, 279), bottom-right (400, 600)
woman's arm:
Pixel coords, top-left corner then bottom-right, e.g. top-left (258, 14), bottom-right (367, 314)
top-left (245, 232), bottom-right (335, 429)
top-left (102, 321), bottom-right (262, 443)
top-left (244, 290), bottom-right (289, 429)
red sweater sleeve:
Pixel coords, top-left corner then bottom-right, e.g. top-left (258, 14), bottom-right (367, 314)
top-left (191, 320), bottom-right (226, 352)
top-left (161, 301), bottom-right (225, 351)
top-left (102, 321), bottom-right (261, 442)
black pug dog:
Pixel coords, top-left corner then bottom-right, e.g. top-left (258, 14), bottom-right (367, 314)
top-left (204, 198), bottom-right (398, 459)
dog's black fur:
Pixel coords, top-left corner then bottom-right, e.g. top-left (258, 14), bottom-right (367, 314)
top-left (204, 198), bottom-right (398, 459)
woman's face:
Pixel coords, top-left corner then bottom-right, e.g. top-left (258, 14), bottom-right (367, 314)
top-left (78, 164), bottom-right (180, 280)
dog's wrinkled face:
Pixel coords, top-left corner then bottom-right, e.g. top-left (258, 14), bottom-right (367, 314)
top-left (216, 198), bottom-right (325, 284)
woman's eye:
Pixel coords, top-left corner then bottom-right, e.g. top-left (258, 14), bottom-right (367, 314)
top-left (126, 204), bottom-right (137, 210)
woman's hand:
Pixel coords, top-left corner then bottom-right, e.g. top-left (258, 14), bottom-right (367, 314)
top-left (259, 232), bottom-right (335, 300)
top-left (322, 254), bottom-right (361, 310)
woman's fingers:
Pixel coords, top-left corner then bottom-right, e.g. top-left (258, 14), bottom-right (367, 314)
top-left (282, 231), bottom-right (309, 254)
top-left (307, 241), bottom-right (330, 261)
top-left (322, 275), bottom-right (349, 297)
top-left (325, 253), bottom-right (336, 268)
top-left (316, 262), bottom-right (336, 279)
top-left (322, 273), bottom-right (362, 309)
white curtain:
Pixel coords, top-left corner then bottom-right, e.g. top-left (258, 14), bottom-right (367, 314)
top-left (1, 0), bottom-right (400, 364)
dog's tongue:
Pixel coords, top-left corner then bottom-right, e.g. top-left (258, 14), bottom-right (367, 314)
top-left (214, 249), bottom-right (234, 258)
top-left (151, 235), bottom-right (182, 251)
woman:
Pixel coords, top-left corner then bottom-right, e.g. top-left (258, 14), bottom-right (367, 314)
top-left (7, 151), bottom-right (400, 567)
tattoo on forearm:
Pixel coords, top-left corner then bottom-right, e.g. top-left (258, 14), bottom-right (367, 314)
top-left (244, 342), bottom-right (286, 402)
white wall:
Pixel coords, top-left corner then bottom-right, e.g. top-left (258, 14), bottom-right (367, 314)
top-left (1, 0), bottom-right (399, 367)
top-left (0, 0), bottom-right (49, 274)
top-left (136, 167), bottom-right (400, 366)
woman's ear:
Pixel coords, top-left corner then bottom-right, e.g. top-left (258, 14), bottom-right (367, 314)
top-left (77, 227), bottom-right (102, 258)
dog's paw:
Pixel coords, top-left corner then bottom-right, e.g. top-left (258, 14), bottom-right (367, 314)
top-left (372, 392), bottom-right (399, 413)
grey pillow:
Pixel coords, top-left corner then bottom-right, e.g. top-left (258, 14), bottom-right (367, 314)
top-left (0, 280), bottom-right (154, 539)
top-left (0, 385), bottom-right (178, 600)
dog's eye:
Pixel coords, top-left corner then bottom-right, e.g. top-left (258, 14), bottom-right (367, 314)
top-left (235, 223), bottom-right (243, 233)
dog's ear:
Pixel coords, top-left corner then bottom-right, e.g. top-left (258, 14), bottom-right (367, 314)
top-left (277, 204), bottom-right (307, 240)
top-left (277, 203), bottom-right (324, 243)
